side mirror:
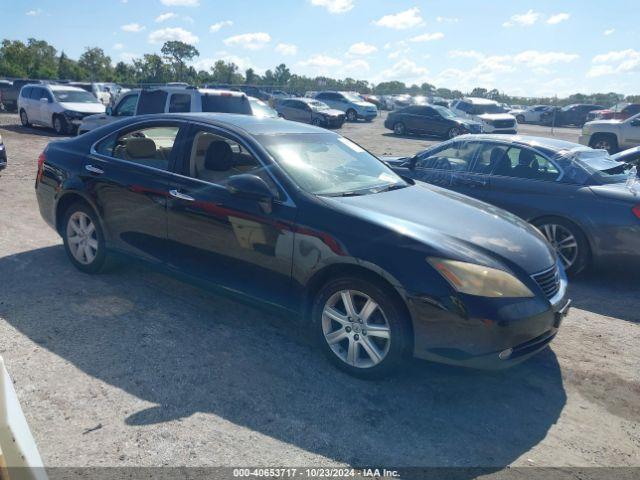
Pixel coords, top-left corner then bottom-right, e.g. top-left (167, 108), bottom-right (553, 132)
top-left (226, 174), bottom-right (276, 213)
top-left (40, 97), bottom-right (48, 103)
top-left (106, 106), bottom-right (113, 116)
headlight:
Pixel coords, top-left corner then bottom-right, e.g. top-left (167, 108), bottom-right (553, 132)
top-left (63, 110), bottom-right (84, 119)
top-left (427, 258), bottom-right (534, 298)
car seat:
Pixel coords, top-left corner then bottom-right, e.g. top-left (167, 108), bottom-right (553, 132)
top-left (512, 149), bottom-right (538, 179)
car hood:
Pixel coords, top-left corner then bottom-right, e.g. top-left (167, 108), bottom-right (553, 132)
top-left (322, 182), bottom-right (556, 274)
top-left (59, 102), bottom-right (106, 114)
top-left (585, 119), bottom-right (624, 126)
top-left (477, 113), bottom-right (515, 121)
top-left (456, 118), bottom-right (483, 127)
top-left (316, 108), bottom-right (344, 117)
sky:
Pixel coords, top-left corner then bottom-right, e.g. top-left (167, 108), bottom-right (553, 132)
top-left (4, 0), bottom-right (639, 97)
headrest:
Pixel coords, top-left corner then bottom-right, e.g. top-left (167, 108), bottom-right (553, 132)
top-left (518, 149), bottom-right (535, 166)
top-left (205, 141), bottom-right (233, 171)
top-left (489, 148), bottom-right (505, 165)
top-left (126, 137), bottom-right (156, 159)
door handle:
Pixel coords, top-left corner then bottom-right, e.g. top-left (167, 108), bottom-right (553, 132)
top-left (169, 189), bottom-right (195, 202)
top-left (85, 164), bottom-right (104, 175)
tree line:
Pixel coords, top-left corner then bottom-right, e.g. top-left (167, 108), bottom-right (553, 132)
top-left (1, 38), bottom-right (638, 107)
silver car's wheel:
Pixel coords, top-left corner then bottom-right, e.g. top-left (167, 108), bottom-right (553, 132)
top-left (66, 211), bottom-right (98, 265)
top-left (20, 110), bottom-right (30, 126)
top-left (539, 223), bottom-right (578, 270)
top-left (321, 289), bottom-right (391, 369)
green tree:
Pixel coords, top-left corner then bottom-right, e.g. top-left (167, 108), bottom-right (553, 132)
top-left (78, 47), bottom-right (112, 81)
top-left (133, 54), bottom-right (167, 83)
top-left (210, 60), bottom-right (242, 84)
top-left (160, 40), bottom-right (199, 81)
top-left (0, 40), bottom-right (30, 77)
top-left (245, 68), bottom-right (257, 84)
top-left (273, 63), bottom-right (291, 85)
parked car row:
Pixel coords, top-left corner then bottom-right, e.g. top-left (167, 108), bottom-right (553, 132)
top-left (35, 113), bottom-right (574, 379)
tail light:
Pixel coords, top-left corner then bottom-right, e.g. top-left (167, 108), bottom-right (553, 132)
top-left (36, 151), bottom-right (46, 183)
top-left (633, 205), bottom-right (640, 220)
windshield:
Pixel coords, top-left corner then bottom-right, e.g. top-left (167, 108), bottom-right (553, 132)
top-left (472, 103), bottom-right (504, 114)
top-left (309, 100), bottom-right (330, 111)
top-left (250, 98), bottom-right (278, 118)
top-left (434, 105), bottom-right (457, 119)
top-left (342, 93), bottom-right (364, 103)
top-left (53, 90), bottom-right (100, 103)
top-left (258, 133), bottom-right (407, 196)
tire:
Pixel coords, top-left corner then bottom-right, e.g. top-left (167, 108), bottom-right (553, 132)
top-left (447, 126), bottom-right (462, 139)
top-left (312, 117), bottom-right (323, 127)
top-left (312, 276), bottom-right (412, 379)
top-left (532, 217), bottom-right (590, 276)
top-left (53, 115), bottom-right (68, 135)
top-left (393, 122), bottom-right (406, 135)
top-left (62, 202), bottom-right (110, 274)
top-left (346, 109), bottom-right (357, 122)
top-left (589, 134), bottom-right (618, 154)
top-left (516, 115), bottom-right (525, 124)
top-left (20, 109), bottom-right (30, 127)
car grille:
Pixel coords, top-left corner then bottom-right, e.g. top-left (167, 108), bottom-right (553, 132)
top-left (531, 265), bottom-right (560, 299)
top-left (492, 119), bottom-right (516, 129)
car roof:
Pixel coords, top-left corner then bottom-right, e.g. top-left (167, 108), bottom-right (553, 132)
top-left (48, 84), bottom-right (87, 92)
top-left (463, 97), bottom-right (499, 105)
top-left (132, 112), bottom-right (329, 136)
top-left (455, 134), bottom-right (587, 152)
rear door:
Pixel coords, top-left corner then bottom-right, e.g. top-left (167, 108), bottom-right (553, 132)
top-left (88, 120), bottom-right (186, 263)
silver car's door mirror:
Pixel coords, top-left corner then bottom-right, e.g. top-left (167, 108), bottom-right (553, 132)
top-left (106, 106), bottom-right (113, 115)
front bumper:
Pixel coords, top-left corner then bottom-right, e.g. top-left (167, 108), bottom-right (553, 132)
top-left (358, 111), bottom-right (378, 121)
top-left (409, 278), bottom-right (570, 369)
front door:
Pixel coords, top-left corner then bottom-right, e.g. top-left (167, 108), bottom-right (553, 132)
top-left (88, 121), bottom-right (185, 263)
top-left (166, 124), bottom-right (297, 308)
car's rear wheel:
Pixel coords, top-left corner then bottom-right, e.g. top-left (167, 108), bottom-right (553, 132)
top-left (313, 276), bottom-right (411, 379)
top-left (393, 122), bottom-right (406, 135)
top-left (590, 134), bottom-right (618, 154)
top-left (63, 203), bottom-right (109, 274)
top-left (346, 109), bottom-right (357, 122)
top-left (20, 109), bottom-right (30, 127)
top-left (447, 126), bottom-right (462, 138)
top-left (53, 115), bottom-right (68, 135)
top-left (533, 218), bottom-right (589, 276)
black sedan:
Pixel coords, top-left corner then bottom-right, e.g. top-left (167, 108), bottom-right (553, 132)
top-left (36, 114), bottom-right (569, 378)
top-left (540, 104), bottom-right (605, 127)
top-left (386, 135), bottom-right (640, 275)
top-left (384, 105), bottom-right (482, 138)
top-left (276, 98), bottom-right (345, 128)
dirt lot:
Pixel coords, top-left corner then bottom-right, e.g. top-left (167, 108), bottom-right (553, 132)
top-left (0, 112), bottom-right (639, 473)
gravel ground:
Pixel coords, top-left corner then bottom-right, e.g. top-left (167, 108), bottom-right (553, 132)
top-left (0, 112), bottom-right (638, 473)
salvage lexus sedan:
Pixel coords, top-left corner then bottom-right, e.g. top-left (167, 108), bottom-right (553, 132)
top-left (35, 114), bottom-right (569, 378)
top-left (385, 135), bottom-right (640, 275)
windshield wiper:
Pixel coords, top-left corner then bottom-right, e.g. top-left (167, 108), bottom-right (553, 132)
top-left (372, 183), bottom-right (408, 194)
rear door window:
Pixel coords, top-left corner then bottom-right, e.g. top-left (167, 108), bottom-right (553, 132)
top-left (137, 90), bottom-right (168, 115)
top-left (168, 93), bottom-right (191, 113)
top-left (496, 147), bottom-right (560, 181)
top-left (416, 141), bottom-right (479, 172)
top-left (201, 94), bottom-right (252, 114)
top-left (114, 94), bottom-right (139, 116)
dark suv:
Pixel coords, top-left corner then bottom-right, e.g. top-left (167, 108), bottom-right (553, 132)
top-left (541, 104), bottom-right (605, 127)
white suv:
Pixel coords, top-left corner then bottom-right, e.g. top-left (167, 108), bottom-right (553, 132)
top-left (451, 97), bottom-right (518, 134)
top-left (77, 87), bottom-right (253, 134)
top-left (18, 84), bottom-right (105, 134)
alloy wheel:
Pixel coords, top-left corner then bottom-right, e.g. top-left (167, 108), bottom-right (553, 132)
top-left (448, 127), bottom-right (461, 138)
top-left (394, 122), bottom-right (405, 135)
top-left (539, 223), bottom-right (578, 270)
top-left (321, 289), bottom-right (391, 369)
top-left (347, 110), bottom-right (357, 122)
top-left (20, 110), bottom-right (29, 126)
top-left (593, 138), bottom-right (612, 151)
top-left (54, 117), bottom-right (64, 135)
top-left (66, 211), bottom-right (98, 265)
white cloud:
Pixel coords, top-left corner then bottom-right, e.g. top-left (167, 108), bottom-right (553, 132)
top-left (275, 43), bottom-right (298, 56)
top-left (373, 7), bottom-right (424, 30)
top-left (160, 0), bottom-right (199, 6)
top-left (448, 50), bottom-right (485, 60)
top-left (299, 54), bottom-right (343, 68)
top-left (122, 23), bottom-right (145, 32)
top-left (603, 28), bottom-right (615, 36)
top-left (210, 20), bottom-right (233, 32)
top-left (120, 52), bottom-right (138, 63)
top-left (436, 16), bottom-right (458, 23)
top-left (347, 42), bottom-right (377, 56)
top-left (155, 12), bottom-right (176, 22)
top-left (310, 0), bottom-right (354, 14)
top-left (224, 32), bottom-right (271, 50)
top-left (113, 43), bottom-right (125, 50)
top-left (513, 50), bottom-right (579, 66)
top-left (148, 27), bottom-right (198, 44)
top-left (343, 59), bottom-right (370, 73)
top-left (503, 10), bottom-right (541, 27)
top-left (588, 49), bottom-right (640, 77)
top-left (26, 9), bottom-right (42, 16)
top-left (378, 59), bottom-right (429, 83)
top-left (410, 32), bottom-right (444, 42)
top-left (547, 13), bottom-right (570, 25)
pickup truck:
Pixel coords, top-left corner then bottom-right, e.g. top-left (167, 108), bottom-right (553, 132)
top-left (579, 113), bottom-right (640, 153)
top-left (0, 79), bottom-right (42, 112)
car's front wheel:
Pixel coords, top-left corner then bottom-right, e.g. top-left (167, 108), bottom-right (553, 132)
top-left (516, 115), bottom-right (525, 123)
top-left (590, 134), bottom-right (618, 154)
top-left (20, 109), bottom-right (30, 127)
top-left (53, 115), bottom-right (68, 135)
top-left (63, 203), bottom-right (109, 274)
top-left (313, 276), bottom-right (411, 379)
top-left (393, 122), bottom-right (406, 135)
top-left (346, 109), bottom-right (357, 122)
